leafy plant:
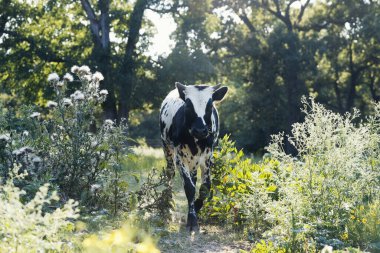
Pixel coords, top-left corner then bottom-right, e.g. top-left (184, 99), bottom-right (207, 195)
top-left (202, 135), bottom-right (277, 237)
top-left (265, 97), bottom-right (380, 250)
top-left (0, 164), bottom-right (79, 253)
top-left (204, 98), bottom-right (380, 252)
top-left (0, 66), bottom-right (129, 210)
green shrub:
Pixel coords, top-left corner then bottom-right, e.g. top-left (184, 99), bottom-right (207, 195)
top-left (202, 135), bottom-right (278, 237)
top-left (0, 66), bottom-right (129, 211)
top-left (265, 97), bottom-right (380, 250)
top-left (204, 98), bottom-right (380, 251)
top-left (0, 164), bottom-right (79, 252)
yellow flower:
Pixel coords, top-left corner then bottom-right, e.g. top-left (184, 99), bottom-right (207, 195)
top-left (350, 215), bottom-right (356, 220)
top-left (341, 232), bottom-right (349, 240)
top-left (362, 218), bottom-right (367, 224)
top-left (360, 205), bottom-right (364, 211)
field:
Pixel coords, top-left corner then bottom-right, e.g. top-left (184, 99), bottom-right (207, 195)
top-left (127, 146), bottom-right (252, 253)
top-left (1, 71), bottom-right (379, 252)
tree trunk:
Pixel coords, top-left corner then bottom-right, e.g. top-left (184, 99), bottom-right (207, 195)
top-left (81, 0), bottom-right (117, 119)
top-left (345, 42), bottom-right (357, 111)
top-left (283, 33), bottom-right (305, 153)
top-left (118, 0), bottom-right (150, 122)
top-left (94, 46), bottom-right (118, 120)
top-left (333, 69), bottom-right (344, 114)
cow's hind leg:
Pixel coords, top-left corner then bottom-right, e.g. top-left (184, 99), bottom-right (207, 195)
top-left (162, 141), bottom-right (175, 183)
top-left (160, 141), bottom-right (175, 220)
top-left (176, 156), bottom-right (198, 232)
top-left (194, 157), bottom-right (212, 213)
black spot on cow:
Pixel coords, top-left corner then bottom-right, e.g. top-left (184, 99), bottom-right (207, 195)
top-left (160, 120), bottom-right (166, 134)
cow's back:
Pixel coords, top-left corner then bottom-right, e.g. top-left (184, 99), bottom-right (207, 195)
top-left (160, 89), bottom-right (184, 142)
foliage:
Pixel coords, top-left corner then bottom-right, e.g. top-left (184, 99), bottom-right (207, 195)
top-left (202, 135), bottom-right (276, 236)
top-left (0, 164), bottom-right (79, 253)
top-left (135, 167), bottom-right (174, 222)
top-left (266, 97), bottom-right (380, 250)
top-left (82, 223), bottom-right (160, 253)
top-left (203, 98), bottom-right (380, 251)
top-left (2, 0), bottom-right (380, 151)
top-left (0, 67), bottom-right (129, 211)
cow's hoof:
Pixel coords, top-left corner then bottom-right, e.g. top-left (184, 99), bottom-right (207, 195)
top-left (186, 224), bottom-right (200, 233)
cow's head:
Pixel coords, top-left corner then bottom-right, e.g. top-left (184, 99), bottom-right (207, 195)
top-left (176, 82), bottom-right (228, 139)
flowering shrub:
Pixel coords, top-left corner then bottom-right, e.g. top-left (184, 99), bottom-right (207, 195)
top-left (203, 98), bottom-right (380, 251)
top-left (0, 66), bottom-right (129, 211)
top-left (265, 98), bottom-right (380, 250)
top-left (0, 164), bottom-right (79, 252)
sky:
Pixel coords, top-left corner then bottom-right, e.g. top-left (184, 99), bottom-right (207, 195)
top-left (145, 10), bottom-right (177, 58)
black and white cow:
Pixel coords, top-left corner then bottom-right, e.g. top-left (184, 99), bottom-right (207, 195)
top-left (159, 82), bottom-right (228, 231)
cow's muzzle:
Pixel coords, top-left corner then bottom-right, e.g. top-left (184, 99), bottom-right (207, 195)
top-left (191, 127), bottom-right (209, 139)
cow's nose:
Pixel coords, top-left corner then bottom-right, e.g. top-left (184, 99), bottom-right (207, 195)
top-left (192, 127), bottom-right (208, 139)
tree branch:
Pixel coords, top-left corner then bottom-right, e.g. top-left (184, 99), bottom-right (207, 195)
top-left (80, 0), bottom-right (100, 42)
top-left (285, 0), bottom-right (297, 20)
top-left (99, 0), bottom-right (110, 49)
top-left (261, 0), bottom-right (291, 30)
top-left (297, 0), bottom-right (311, 23)
top-left (238, 11), bottom-right (256, 33)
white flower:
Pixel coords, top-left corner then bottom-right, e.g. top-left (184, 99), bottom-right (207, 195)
top-left (78, 65), bottom-right (91, 74)
top-left (32, 156), bottom-right (42, 163)
top-left (72, 90), bottom-right (85, 101)
top-left (12, 146), bottom-right (33, 156)
top-left (20, 146), bottom-right (33, 153)
top-left (71, 65), bottom-right (79, 73)
top-left (63, 73), bottom-right (74, 82)
top-left (12, 149), bottom-right (23, 156)
top-left (0, 134), bottom-right (10, 142)
top-left (22, 131), bottom-right (29, 137)
top-left (104, 119), bottom-right (114, 126)
top-left (321, 245), bottom-right (333, 253)
top-left (47, 73), bottom-right (60, 83)
top-left (30, 112), bottom-right (41, 119)
top-left (92, 72), bottom-right (104, 82)
top-left (88, 81), bottom-right (99, 90)
top-left (46, 101), bottom-right (58, 108)
top-left (99, 89), bottom-right (108, 96)
top-left (90, 184), bottom-right (101, 193)
top-left (83, 75), bottom-right (92, 82)
top-left (56, 81), bottom-right (64, 88)
top-left (62, 98), bottom-right (73, 107)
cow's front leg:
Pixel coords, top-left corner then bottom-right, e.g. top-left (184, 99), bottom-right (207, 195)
top-left (195, 157), bottom-right (212, 213)
top-left (176, 156), bottom-right (198, 231)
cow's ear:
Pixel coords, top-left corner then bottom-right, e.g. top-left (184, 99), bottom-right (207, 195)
top-left (176, 82), bottom-right (186, 100)
top-left (213, 86), bottom-right (228, 102)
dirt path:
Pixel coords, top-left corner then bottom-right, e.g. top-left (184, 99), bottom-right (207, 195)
top-left (158, 225), bottom-right (252, 253)
top-left (156, 211), bottom-right (252, 253)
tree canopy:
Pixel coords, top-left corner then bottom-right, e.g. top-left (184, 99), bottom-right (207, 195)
top-left (1, 0), bottom-right (379, 151)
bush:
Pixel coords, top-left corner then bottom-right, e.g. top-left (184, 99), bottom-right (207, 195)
top-left (0, 66), bottom-right (129, 211)
top-left (202, 135), bottom-right (277, 236)
top-left (0, 164), bottom-right (79, 252)
top-left (266, 97), bottom-right (380, 250)
top-left (203, 98), bottom-right (380, 251)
